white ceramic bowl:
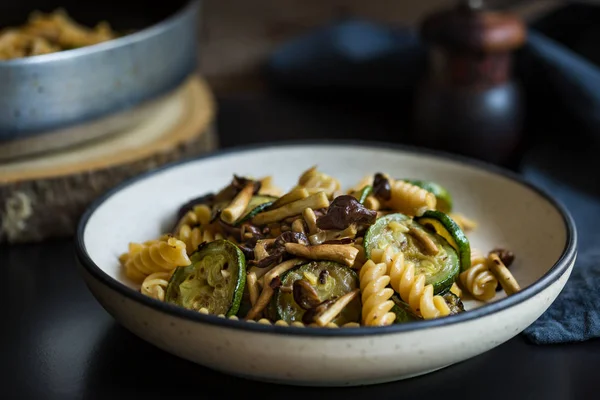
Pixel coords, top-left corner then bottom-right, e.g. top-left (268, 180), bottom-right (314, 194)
top-left (75, 142), bottom-right (577, 386)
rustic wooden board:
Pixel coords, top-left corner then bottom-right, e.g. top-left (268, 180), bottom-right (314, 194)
top-left (0, 75), bottom-right (217, 244)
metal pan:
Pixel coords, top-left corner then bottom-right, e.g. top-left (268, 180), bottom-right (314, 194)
top-left (0, 0), bottom-right (200, 141)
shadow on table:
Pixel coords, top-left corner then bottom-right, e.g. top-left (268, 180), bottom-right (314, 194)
top-left (82, 323), bottom-right (572, 400)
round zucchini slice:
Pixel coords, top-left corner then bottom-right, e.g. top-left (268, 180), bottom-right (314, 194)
top-left (415, 210), bottom-right (471, 272)
top-left (364, 213), bottom-right (460, 294)
top-left (402, 179), bottom-right (453, 213)
top-left (234, 195), bottom-right (278, 226)
top-left (165, 240), bottom-right (246, 316)
top-left (274, 261), bottom-right (361, 325)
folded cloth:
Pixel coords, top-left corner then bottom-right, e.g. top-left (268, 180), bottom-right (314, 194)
top-left (521, 250), bottom-right (600, 344)
top-left (517, 140), bottom-right (600, 344)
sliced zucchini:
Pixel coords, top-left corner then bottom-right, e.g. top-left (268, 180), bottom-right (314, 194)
top-left (402, 179), bottom-right (453, 213)
top-left (364, 213), bottom-right (460, 294)
top-left (442, 291), bottom-right (465, 314)
top-left (234, 195), bottom-right (278, 226)
top-left (165, 240), bottom-right (246, 316)
top-left (274, 261), bottom-right (361, 325)
top-left (415, 210), bottom-right (471, 272)
top-left (237, 286), bottom-right (253, 318)
top-left (391, 295), bottom-right (421, 323)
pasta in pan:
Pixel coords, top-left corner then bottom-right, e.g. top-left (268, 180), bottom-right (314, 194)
top-left (118, 167), bottom-right (521, 327)
top-left (0, 9), bottom-right (119, 60)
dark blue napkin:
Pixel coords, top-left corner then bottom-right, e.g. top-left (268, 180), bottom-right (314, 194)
top-left (521, 145), bottom-right (600, 344)
top-left (265, 9), bottom-right (600, 344)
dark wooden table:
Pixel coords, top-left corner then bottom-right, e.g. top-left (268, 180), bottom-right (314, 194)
top-left (3, 92), bottom-right (599, 400)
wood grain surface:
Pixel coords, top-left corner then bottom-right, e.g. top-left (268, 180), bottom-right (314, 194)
top-left (0, 75), bottom-right (217, 244)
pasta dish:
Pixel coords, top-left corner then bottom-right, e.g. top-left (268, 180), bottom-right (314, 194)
top-left (119, 167), bottom-right (521, 328)
top-left (0, 9), bottom-right (117, 60)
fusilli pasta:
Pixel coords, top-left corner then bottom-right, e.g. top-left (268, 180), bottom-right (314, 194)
top-left (123, 237), bottom-right (191, 283)
top-left (459, 249), bottom-right (498, 301)
top-left (381, 247), bottom-right (451, 319)
top-left (359, 259), bottom-right (396, 326)
top-left (140, 271), bottom-right (174, 301)
top-left (384, 180), bottom-right (436, 216)
top-left (175, 223), bottom-right (224, 255)
top-left (172, 204), bottom-right (212, 239)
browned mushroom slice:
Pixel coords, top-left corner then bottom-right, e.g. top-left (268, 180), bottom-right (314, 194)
top-left (487, 252), bottom-right (521, 295)
top-left (308, 224), bottom-right (357, 245)
top-left (408, 226), bottom-right (439, 256)
top-left (312, 289), bottom-right (361, 327)
top-left (244, 258), bottom-right (306, 320)
top-left (292, 279), bottom-right (322, 309)
top-left (251, 192), bottom-right (330, 225)
top-left (284, 243), bottom-right (359, 267)
top-left (316, 195), bottom-right (377, 231)
top-left (246, 271), bottom-right (260, 306)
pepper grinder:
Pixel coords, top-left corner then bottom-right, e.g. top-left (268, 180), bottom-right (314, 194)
top-left (412, 0), bottom-right (527, 167)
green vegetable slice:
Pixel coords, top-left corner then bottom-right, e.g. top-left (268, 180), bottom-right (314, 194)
top-left (364, 213), bottom-right (460, 294)
top-left (235, 195), bottom-right (278, 226)
top-left (415, 210), bottom-right (471, 272)
top-left (165, 240), bottom-right (246, 316)
top-left (391, 295), bottom-right (421, 323)
top-left (441, 291), bottom-right (465, 315)
top-left (402, 179), bottom-right (453, 213)
top-left (352, 185), bottom-right (373, 205)
top-left (274, 261), bottom-right (361, 325)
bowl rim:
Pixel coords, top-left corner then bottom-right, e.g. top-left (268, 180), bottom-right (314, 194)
top-left (75, 140), bottom-right (578, 337)
top-left (0, 0), bottom-right (199, 67)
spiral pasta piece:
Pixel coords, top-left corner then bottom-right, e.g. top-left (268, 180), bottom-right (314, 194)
top-left (124, 237), bottom-right (191, 283)
top-left (118, 236), bottom-right (169, 267)
top-left (140, 271), bottom-right (174, 301)
top-left (359, 260), bottom-right (396, 326)
top-left (384, 180), bottom-right (436, 216)
top-left (459, 249), bottom-right (498, 301)
top-left (175, 223), bottom-right (224, 255)
top-left (385, 249), bottom-right (451, 319)
top-left (173, 204), bottom-right (212, 233)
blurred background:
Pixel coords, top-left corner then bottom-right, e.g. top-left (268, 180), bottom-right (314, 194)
top-left (1, 0), bottom-right (600, 244)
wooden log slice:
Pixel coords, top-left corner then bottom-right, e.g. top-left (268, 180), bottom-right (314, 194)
top-left (0, 75), bottom-right (217, 244)
top-left (0, 93), bottom-right (175, 162)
